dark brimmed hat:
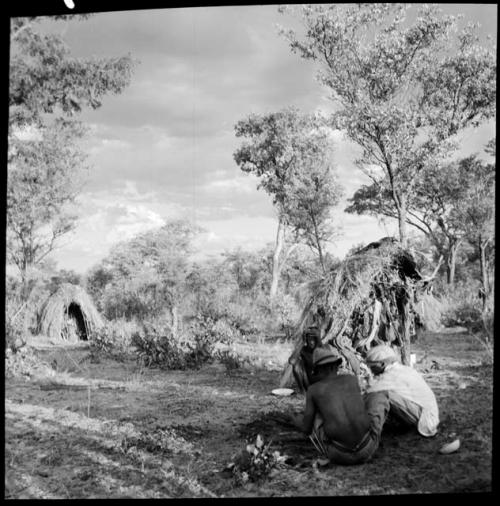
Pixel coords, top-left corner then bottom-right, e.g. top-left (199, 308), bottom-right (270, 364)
top-left (312, 345), bottom-right (342, 367)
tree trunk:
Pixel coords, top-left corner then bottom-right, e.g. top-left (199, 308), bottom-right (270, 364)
top-left (270, 218), bottom-right (285, 301)
top-left (479, 236), bottom-right (491, 311)
top-left (400, 296), bottom-right (412, 365)
top-left (445, 242), bottom-right (459, 286)
top-left (310, 212), bottom-right (326, 274)
top-left (396, 194), bottom-right (408, 248)
top-left (171, 305), bottom-right (179, 338)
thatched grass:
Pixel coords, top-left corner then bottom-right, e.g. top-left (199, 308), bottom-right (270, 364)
top-left (281, 238), bottom-right (441, 387)
top-left (37, 284), bottom-right (104, 342)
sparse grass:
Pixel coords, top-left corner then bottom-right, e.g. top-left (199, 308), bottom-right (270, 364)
top-left (5, 330), bottom-right (493, 498)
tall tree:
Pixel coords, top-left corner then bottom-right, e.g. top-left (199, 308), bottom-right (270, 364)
top-left (234, 107), bottom-right (342, 299)
top-left (7, 119), bottom-right (86, 295)
top-left (8, 15), bottom-right (135, 299)
top-left (346, 161), bottom-right (466, 285)
top-left (86, 220), bottom-right (203, 327)
top-left (280, 3), bottom-right (496, 247)
top-left (281, 143), bottom-right (343, 272)
top-left (456, 151), bottom-right (495, 309)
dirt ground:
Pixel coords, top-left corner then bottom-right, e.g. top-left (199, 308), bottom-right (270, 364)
top-left (4, 330), bottom-right (493, 498)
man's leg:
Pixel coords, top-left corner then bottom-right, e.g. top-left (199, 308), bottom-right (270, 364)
top-left (364, 390), bottom-right (390, 438)
top-left (387, 391), bottom-right (421, 428)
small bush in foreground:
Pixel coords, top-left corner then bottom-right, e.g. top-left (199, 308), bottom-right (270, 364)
top-left (131, 321), bottom-right (189, 369)
top-left (226, 434), bottom-right (289, 485)
top-left (5, 346), bottom-right (50, 379)
top-left (131, 316), bottom-right (226, 370)
top-left (215, 349), bottom-right (247, 371)
top-left (89, 319), bottom-right (136, 360)
top-left (440, 282), bottom-right (483, 330)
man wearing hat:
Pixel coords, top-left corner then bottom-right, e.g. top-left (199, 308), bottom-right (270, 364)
top-left (365, 344), bottom-right (439, 437)
top-left (290, 345), bottom-right (389, 465)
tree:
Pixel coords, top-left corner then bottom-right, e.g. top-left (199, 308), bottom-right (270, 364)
top-left (280, 4), bottom-right (496, 248)
top-left (86, 220), bottom-right (203, 329)
top-left (7, 119), bottom-right (86, 296)
top-left (456, 151), bottom-right (495, 309)
top-left (8, 16), bottom-right (135, 299)
top-left (346, 148), bottom-right (495, 287)
top-left (281, 148), bottom-right (343, 272)
top-left (346, 163), bottom-right (464, 285)
top-left (234, 107), bottom-right (342, 299)
top-left (9, 16), bottom-right (134, 130)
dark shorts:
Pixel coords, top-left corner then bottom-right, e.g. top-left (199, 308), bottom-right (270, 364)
top-left (325, 429), bottom-right (379, 465)
top-left (314, 420), bottom-right (380, 465)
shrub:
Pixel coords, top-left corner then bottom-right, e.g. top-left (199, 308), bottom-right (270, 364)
top-left (131, 320), bottom-right (189, 369)
top-left (5, 346), bottom-right (51, 379)
top-left (89, 319), bottom-right (136, 360)
top-left (440, 281), bottom-right (483, 330)
top-left (226, 434), bottom-right (289, 485)
top-left (5, 313), bottom-right (26, 353)
top-left (215, 349), bottom-right (246, 371)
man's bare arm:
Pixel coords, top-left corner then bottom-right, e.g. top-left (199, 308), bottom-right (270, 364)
top-left (291, 390), bottom-right (316, 434)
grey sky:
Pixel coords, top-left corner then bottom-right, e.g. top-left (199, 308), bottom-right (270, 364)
top-left (33, 4), bottom-right (496, 273)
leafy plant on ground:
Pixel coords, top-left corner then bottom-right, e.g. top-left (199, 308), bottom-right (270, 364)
top-left (119, 427), bottom-right (194, 457)
top-left (215, 349), bottom-right (247, 371)
top-left (226, 434), bottom-right (289, 485)
top-left (440, 281), bottom-right (484, 331)
top-left (89, 319), bottom-right (135, 361)
top-left (131, 320), bottom-right (189, 369)
top-left (5, 346), bottom-right (51, 379)
top-left (130, 314), bottom-right (235, 370)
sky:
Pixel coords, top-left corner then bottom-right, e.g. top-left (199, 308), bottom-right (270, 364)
top-left (22, 3), bottom-right (497, 274)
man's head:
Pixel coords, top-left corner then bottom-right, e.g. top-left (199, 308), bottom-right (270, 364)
top-left (366, 344), bottom-right (398, 375)
top-left (303, 326), bottom-right (320, 350)
top-left (312, 345), bottom-right (343, 379)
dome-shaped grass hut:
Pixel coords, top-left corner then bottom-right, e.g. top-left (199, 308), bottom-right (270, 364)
top-left (280, 237), bottom-right (443, 391)
top-left (38, 283), bottom-right (104, 342)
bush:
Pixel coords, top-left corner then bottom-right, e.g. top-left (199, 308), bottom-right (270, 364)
top-left (440, 281), bottom-right (483, 330)
top-left (226, 434), bottom-right (289, 485)
top-left (5, 346), bottom-right (51, 379)
top-left (130, 316), bottom-right (219, 370)
top-left (89, 319), bottom-right (136, 360)
top-left (215, 348), bottom-right (247, 371)
top-left (131, 320), bottom-right (189, 369)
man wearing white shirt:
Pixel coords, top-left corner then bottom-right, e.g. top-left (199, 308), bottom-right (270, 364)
top-left (365, 344), bottom-right (439, 437)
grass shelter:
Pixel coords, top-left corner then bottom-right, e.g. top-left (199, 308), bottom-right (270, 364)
top-left (280, 237), bottom-right (443, 390)
top-left (37, 283), bottom-right (104, 343)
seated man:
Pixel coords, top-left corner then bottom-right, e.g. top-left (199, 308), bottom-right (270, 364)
top-left (291, 345), bottom-right (389, 465)
top-left (291, 326), bottom-right (321, 392)
top-left (365, 344), bottom-right (439, 437)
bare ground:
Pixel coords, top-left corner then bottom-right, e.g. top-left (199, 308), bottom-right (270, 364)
top-left (4, 330), bottom-right (493, 498)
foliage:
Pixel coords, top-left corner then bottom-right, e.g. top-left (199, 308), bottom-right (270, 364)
top-left (346, 149), bottom-right (495, 285)
top-left (131, 314), bottom-right (233, 370)
top-left (86, 220), bottom-right (203, 321)
top-left (234, 107), bottom-right (343, 268)
top-left (271, 292), bottom-right (301, 338)
top-left (439, 281), bottom-right (483, 330)
top-left (215, 349), bottom-right (247, 371)
top-left (8, 16), bottom-right (135, 298)
top-left (131, 321), bottom-right (190, 370)
top-left (10, 16), bottom-right (135, 129)
top-left (5, 346), bottom-right (50, 379)
top-left (119, 427), bottom-right (192, 457)
top-left (226, 434), bottom-right (288, 485)
top-left (89, 319), bottom-right (136, 359)
top-left (7, 119), bottom-right (87, 285)
top-left (280, 4), bottom-right (496, 246)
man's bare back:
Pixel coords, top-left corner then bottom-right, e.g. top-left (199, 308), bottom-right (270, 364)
top-left (305, 374), bottom-right (371, 448)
